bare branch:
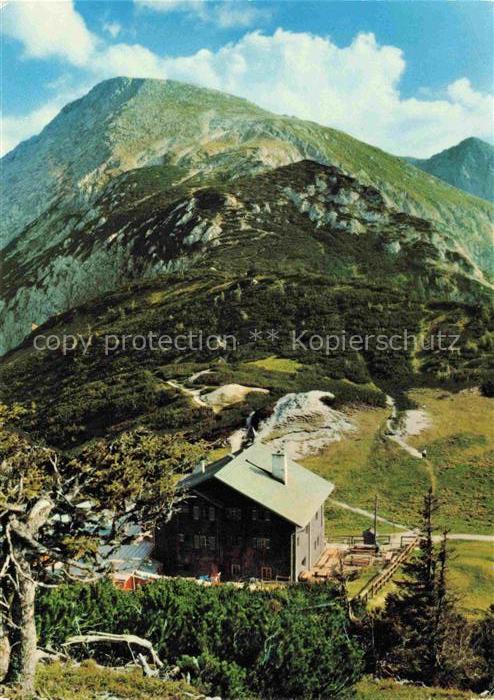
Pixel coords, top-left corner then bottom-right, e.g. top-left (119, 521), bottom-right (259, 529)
top-left (62, 632), bottom-right (164, 668)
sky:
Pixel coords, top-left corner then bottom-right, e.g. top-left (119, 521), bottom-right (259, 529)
top-left (1, 0), bottom-right (493, 158)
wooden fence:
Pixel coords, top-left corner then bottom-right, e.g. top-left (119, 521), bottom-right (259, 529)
top-left (331, 534), bottom-right (417, 548)
top-left (330, 534), bottom-right (392, 547)
top-left (353, 534), bottom-right (420, 602)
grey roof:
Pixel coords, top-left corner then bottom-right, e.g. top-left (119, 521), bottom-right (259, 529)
top-left (98, 540), bottom-right (159, 573)
top-left (180, 443), bottom-right (334, 528)
top-left (99, 540), bottom-right (154, 561)
top-left (68, 540), bottom-right (160, 578)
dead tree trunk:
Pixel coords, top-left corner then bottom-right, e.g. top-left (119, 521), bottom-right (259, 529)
top-left (0, 620), bottom-right (10, 682)
top-left (1, 498), bottom-right (54, 695)
top-left (3, 552), bottom-right (38, 696)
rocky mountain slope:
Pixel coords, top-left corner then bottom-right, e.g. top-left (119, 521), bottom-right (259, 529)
top-left (407, 137), bottom-right (494, 202)
top-left (2, 162), bottom-right (494, 449)
top-left (1, 77), bottom-right (493, 355)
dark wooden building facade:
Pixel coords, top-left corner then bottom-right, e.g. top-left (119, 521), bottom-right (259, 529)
top-left (155, 444), bottom-right (333, 582)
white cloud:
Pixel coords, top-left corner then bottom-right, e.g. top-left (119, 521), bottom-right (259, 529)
top-left (136, 0), bottom-right (203, 11)
top-left (2, 0), bottom-right (96, 67)
top-left (92, 43), bottom-right (166, 79)
top-left (134, 0), bottom-right (270, 28)
top-left (215, 4), bottom-right (271, 29)
top-left (2, 0), bottom-right (169, 80)
top-left (104, 22), bottom-right (122, 39)
top-left (158, 29), bottom-right (494, 157)
top-left (2, 5), bottom-right (493, 159)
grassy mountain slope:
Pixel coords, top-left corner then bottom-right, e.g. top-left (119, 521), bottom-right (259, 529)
top-left (1, 78), bottom-right (493, 354)
top-left (307, 387), bottom-right (494, 536)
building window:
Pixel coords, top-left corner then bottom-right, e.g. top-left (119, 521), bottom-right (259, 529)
top-left (251, 508), bottom-right (258, 520)
top-left (227, 535), bottom-right (243, 547)
top-left (260, 566), bottom-right (272, 580)
top-left (193, 505), bottom-right (201, 521)
top-left (231, 563), bottom-right (241, 577)
top-left (315, 510), bottom-right (319, 520)
top-left (226, 507), bottom-right (242, 521)
top-left (207, 536), bottom-right (216, 550)
top-left (253, 537), bottom-right (270, 550)
top-left (200, 535), bottom-right (207, 549)
top-left (179, 503), bottom-right (189, 514)
top-left (178, 533), bottom-right (185, 544)
top-left (208, 506), bottom-right (215, 522)
top-left (264, 509), bottom-right (271, 522)
top-left (193, 535), bottom-right (201, 549)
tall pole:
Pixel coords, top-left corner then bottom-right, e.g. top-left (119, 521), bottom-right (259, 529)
top-left (373, 495), bottom-right (378, 545)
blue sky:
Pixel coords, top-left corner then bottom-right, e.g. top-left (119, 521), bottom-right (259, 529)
top-left (2, 1), bottom-right (493, 157)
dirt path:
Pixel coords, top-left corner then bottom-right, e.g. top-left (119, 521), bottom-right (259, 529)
top-left (166, 379), bottom-right (209, 408)
top-left (330, 499), bottom-right (493, 543)
top-left (388, 433), bottom-right (424, 459)
top-left (385, 395), bottom-right (437, 492)
top-left (423, 459), bottom-right (437, 493)
top-left (385, 395), bottom-right (424, 459)
top-left (189, 369), bottom-right (212, 383)
top-left (436, 533), bottom-right (494, 542)
top-left (166, 369), bottom-right (216, 408)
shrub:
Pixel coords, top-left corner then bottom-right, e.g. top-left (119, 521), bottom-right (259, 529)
top-left (480, 372), bottom-right (494, 397)
top-left (37, 579), bottom-right (363, 698)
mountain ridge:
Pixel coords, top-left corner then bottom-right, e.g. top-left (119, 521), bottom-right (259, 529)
top-left (1, 77), bottom-right (493, 355)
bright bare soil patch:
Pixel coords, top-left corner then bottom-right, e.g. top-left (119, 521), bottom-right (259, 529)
top-left (202, 383), bottom-right (269, 411)
top-left (256, 390), bottom-right (355, 458)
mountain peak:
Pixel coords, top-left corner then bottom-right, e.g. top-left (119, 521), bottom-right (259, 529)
top-left (444, 136), bottom-right (493, 160)
top-left (408, 137), bottom-right (494, 202)
top-left (70, 75), bottom-right (261, 114)
top-left (456, 136), bottom-right (491, 150)
top-left (0, 75), bottom-right (268, 246)
top-left (1, 81), bottom-right (493, 354)
top-left (57, 76), bottom-right (144, 119)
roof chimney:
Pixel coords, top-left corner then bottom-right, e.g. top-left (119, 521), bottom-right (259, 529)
top-left (272, 451), bottom-right (288, 484)
top-left (194, 459), bottom-right (207, 474)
